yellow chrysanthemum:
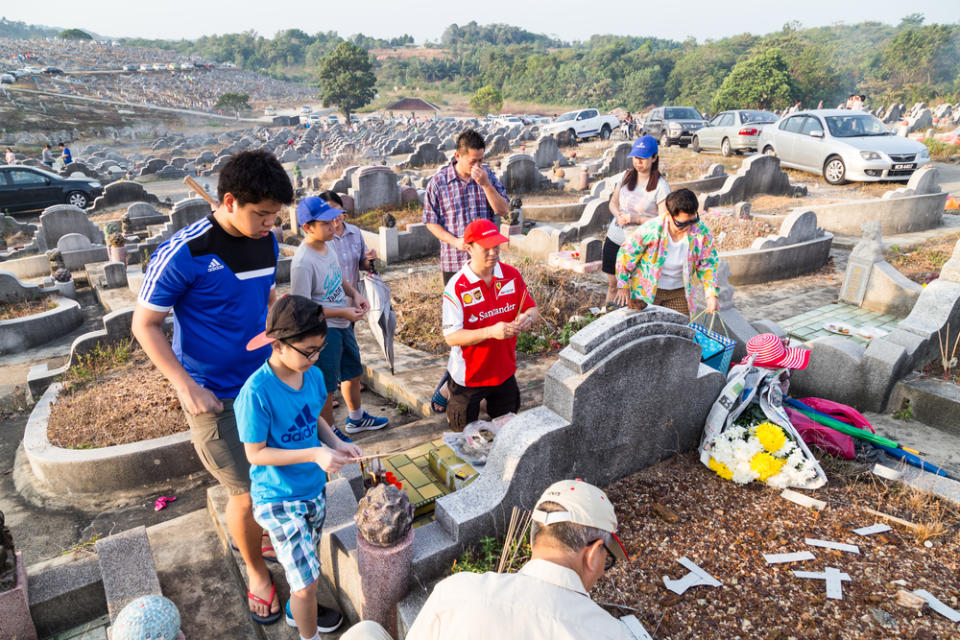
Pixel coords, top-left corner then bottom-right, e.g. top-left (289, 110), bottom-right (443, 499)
top-left (708, 456), bottom-right (733, 480)
top-left (754, 422), bottom-right (787, 454)
top-left (750, 451), bottom-right (786, 481)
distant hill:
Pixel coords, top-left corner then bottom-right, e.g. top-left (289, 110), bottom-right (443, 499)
top-left (0, 17), bottom-right (62, 39)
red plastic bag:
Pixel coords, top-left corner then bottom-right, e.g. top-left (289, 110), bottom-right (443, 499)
top-left (786, 397), bottom-right (876, 460)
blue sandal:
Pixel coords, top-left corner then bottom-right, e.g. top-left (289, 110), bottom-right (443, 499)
top-left (431, 372), bottom-right (450, 413)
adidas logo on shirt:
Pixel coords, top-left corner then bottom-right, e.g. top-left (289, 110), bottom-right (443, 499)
top-left (207, 258), bottom-right (224, 272)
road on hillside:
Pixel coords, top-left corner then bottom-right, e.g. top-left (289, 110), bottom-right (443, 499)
top-left (2, 86), bottom-right (265, 123)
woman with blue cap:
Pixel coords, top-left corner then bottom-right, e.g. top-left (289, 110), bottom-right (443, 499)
top-left (601, 135), bottom-right (670, 306)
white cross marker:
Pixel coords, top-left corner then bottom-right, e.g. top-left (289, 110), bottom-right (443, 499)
top-left (913, 590), bottom-right (960, 623)
top-left (793, 567), bottom-right (851, 600)
top-left (764, 551), bottom-right (815, 564)
top-left (805, 538), bottom-right (860, 554)
top-left (852, 523), bottom-right (891, 536)
top-left (663, 557), bottom-right (722, 595)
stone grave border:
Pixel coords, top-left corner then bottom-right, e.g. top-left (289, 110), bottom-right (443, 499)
top-left (0, 296), bottom-right (82, 356)
top-left (319, 308), bottom-right (727, 624)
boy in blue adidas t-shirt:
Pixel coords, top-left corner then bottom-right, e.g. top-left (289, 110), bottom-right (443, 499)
top-left (133, 150), bottom-right (293, 623)
top-left (237, 294), bottom-right (362, 638)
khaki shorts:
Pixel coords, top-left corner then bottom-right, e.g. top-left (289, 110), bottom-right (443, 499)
top-left (181, 397), bottom-right (250, 495)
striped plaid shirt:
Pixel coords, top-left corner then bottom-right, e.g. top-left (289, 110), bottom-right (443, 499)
top-left (423, 161), bottom-right (508, 273)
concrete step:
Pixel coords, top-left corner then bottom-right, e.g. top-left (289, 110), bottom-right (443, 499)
top-left (888, 376), bottom-right (960, 438)
top-left (94, 526), bottom-right (162, 621)
top-left (206, 486), bottom-right (350, 639)
top-left (146, 509), bottom-right (259, 639)
top-left (863, 411), bottom-right (960, 479)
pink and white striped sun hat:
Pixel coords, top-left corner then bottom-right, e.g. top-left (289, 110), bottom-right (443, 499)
top-left (740, 333), bottom-right (810, 370)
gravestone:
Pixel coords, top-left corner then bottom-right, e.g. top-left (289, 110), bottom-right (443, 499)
top-left (497, 154), bottom-right (544, 193)
top-left (0, 271), bottom-right (43, 303)
top-left (168, 198), bottom-right (212, 233)
top-left (840, 222), bottom-right (884, 306)
top-left (578, 237), bottom-right (602, 263)
top-left (486, 135), bottom-right (510, 156)
top-left (90, 181), bottom-right (160, 211)
top-left (349, 166), bottom-right (402, 214)
top-left (534, 135), bottom-right (560, 169)
top-left (404, 143), bottom-right (446, 168)
top-left (56, 233), bottom-right (93, 253)
top-left (598, 142), bottom-right (632, 176)
top-left (39, 205), bottom-right (105, 249)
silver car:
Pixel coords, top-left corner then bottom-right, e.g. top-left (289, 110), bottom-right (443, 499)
top-left (756, 109), bottom-right (931, 184)
top-left (693, 110), bottom-right (778, 156)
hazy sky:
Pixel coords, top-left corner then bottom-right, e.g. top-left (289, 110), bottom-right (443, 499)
top-left (4, 1), bottom-right (956, 43)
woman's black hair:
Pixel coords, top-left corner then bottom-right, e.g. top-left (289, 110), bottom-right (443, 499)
top-left (621, 155), bottom-right (661, 193)
top-left (319, 190), bottom-right (344, 208)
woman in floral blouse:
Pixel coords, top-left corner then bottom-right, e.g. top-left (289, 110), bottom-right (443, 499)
top-left (614, 188), bottom-right (718, 318)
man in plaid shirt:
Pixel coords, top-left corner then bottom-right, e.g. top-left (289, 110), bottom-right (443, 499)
top-left (423, 129), bottom-right (509, 284)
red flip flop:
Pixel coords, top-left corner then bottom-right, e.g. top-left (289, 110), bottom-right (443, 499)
top-left (248, 581), bottom-right (282, 625)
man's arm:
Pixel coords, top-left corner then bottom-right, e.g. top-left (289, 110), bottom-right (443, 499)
top-left (444, 322), bottom-right (515, 347)
top-left (425, 223), bottom-right (465, 251)
top-left (131, 304), bottom-right (222, 414)
top-left (471, 165), bottom-right (508, 216)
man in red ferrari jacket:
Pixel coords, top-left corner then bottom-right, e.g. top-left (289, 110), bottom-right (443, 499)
top-left (441, 219), bottom-right (539, 431)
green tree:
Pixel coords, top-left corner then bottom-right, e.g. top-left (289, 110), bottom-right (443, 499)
top-left (215, 92), bottom-right (250, 118)
top-left (59, 28), bottom-right (92, 40)
top-left (316, 42), bottom-right (376, 120)
top-left (713, 47), bottom-right (796, 111)
top-left (469, 85), bottom-right (503, 116)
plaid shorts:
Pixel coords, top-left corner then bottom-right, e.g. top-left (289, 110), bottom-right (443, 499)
top-left (253, 492), bottom-right (327, 592)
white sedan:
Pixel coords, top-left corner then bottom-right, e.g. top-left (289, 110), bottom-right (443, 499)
top-left (757, 110), bottom-right (931, 184)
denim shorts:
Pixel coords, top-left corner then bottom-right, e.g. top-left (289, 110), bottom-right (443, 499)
top-left (314, 326), bottom-right (363, 393)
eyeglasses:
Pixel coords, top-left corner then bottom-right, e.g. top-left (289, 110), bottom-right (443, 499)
top-left (591, 538), bottom-right (618, 571)
top-left (283, 340), bottom-right (326, 359)
top-left (671, 214), bottom-right (700, 230)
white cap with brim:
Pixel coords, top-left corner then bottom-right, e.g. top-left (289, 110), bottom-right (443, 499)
top-left (531, 479), bottom-right (630, 562)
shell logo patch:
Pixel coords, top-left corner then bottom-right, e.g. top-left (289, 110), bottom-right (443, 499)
top-left (461, 287), bottom-right (484, 306)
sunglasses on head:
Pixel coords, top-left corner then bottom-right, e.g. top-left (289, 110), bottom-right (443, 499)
top-left (671, 214), bottom-right (700, 230)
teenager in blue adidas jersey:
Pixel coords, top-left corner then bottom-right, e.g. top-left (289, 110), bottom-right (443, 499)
top-left (237, 294), bottom-right (360, 636)
top-left (132, 150), bottom-right (293, 624)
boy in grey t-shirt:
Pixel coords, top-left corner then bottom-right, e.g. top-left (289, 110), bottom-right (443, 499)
top-left (291, 197), bottom-right (390, 435)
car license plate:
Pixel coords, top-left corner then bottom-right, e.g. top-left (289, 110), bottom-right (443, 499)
top-left (892, 163), bottom-right (915, 170)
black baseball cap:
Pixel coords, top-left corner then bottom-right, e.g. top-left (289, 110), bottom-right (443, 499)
top-left (246, 294), bottom-right (325, 351)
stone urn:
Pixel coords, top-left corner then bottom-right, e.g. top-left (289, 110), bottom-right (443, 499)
top-left (52, 268), bottom-right (76, 299)
top-left (355, 484), bottom-right (415, 637)
top-left (108, 232), bottom-right (128, 265)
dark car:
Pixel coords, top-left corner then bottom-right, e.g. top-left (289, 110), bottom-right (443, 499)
top-left (641, 106), bottom-right (708, 148)
top-left (0, 165), bottom-right (103, 213)
top-left (42, 66), bottom-right (64, 75)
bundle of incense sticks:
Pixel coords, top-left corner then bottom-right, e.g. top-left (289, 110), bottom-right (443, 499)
top-left (497, 506), bottom-right (532, 574)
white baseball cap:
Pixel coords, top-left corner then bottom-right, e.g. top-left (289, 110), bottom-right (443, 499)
top-left (532, 479), bottom-right (629, 562)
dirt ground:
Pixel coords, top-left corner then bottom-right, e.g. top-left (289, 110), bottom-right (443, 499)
top-left (885, 233), bottom-right (960, 285)
top-left (47, 344), bottom-right (185, 448)
top-left (349, 201), bottom-right (423, 233)
top-left (0, 298), bottom-right (56, 321)
top-left (594, 451), bottom-right (960, 640)
top-left (703, 214), bottom-right (779, 251)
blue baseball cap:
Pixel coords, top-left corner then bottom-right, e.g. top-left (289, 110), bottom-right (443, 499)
top-left (296, 196), bottom-right (342, 226)
top-left (628, 135), bottom-right (659, 159)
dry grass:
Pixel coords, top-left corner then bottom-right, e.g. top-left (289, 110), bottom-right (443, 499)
top-left (886, 233), bottom-right (960, 284)
top-left (0, 298), bottom-right (56, 321)
top-left (50, 341), bottom-right (185, 448)
top-left (349, 201), bottom-right (423, 233)
top-left (701, 213), bottom-right (779, 251)
top-left (390, 259), bottom-right (604, 355)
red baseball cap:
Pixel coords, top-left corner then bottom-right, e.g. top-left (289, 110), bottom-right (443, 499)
top-left (463, 219), bottom-right (508, 248)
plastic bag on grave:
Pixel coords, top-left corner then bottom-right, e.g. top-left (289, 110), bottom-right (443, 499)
top-left (441, 412), bottom-right (516, 467)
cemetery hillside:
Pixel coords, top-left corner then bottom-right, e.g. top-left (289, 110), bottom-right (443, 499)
top-left (2, 9), bottom-right (960, 640)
